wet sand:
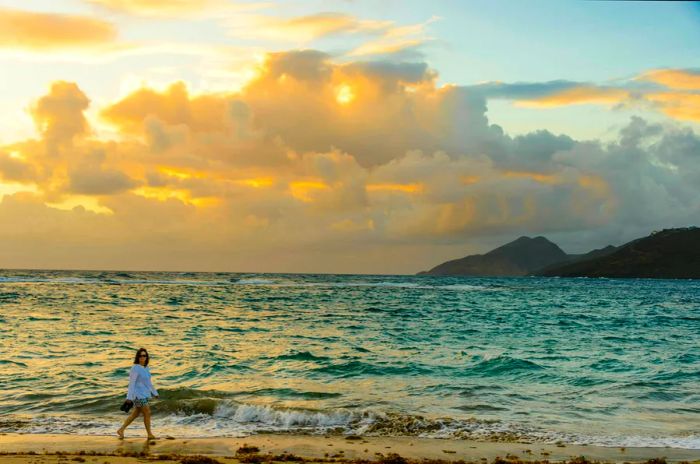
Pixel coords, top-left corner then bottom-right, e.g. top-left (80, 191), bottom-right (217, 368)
top-left (1, 433), bottom-right (700, 463)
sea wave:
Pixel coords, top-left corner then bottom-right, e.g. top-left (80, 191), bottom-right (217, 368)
top-left (2, 403), bottom-right (699, 449)
top-left (466, 356), bottom-right (546, 379)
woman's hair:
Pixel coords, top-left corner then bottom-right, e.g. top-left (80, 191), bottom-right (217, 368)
top-left (133, 347), bottom-right (150, 366)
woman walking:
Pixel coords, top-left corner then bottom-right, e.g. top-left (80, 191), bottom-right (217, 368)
top-left (117, 348), bottom-right (159, 439)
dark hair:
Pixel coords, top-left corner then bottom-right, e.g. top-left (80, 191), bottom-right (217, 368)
top-left (133, 348), bottom-right (150, 367)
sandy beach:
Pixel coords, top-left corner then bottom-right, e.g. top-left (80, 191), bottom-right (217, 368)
top-left (1, 433), bottom-right (699, 464)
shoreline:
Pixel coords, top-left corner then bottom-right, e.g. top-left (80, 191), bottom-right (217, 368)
top-left (1, 433), bottom-right (699, 463)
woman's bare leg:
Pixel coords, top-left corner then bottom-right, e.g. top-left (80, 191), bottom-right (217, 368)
top-left (117, 407), bottom-right (141, 438)
top-left (142, 405), bottom-right (155, 439)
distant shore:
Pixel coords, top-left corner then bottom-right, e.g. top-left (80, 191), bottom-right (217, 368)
top-left (2, 433), bottom-right (700, 464)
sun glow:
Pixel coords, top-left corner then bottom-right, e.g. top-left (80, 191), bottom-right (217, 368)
top-left (335, 84), bottom-right (355, 105)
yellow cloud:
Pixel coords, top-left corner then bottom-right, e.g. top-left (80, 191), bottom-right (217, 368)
top-left (0, 181), bottom-right (39, 200)
top-left (366, 183), bottom-right (424, 194)
top-left (349, 38), bottom-right (425, 57)
top-left (0, 7), bottom-right (116, 51)
top-left (85, 0), bottom-right (220, 17)
top-left (101, 81), bottom-right (229, 133)
top-left (235, 177), bottom-right (275, 188)
top-left (348, 16), bottom-right (438, 57)
top-left (647, 92), bottom-right (700, 123)
top-left (1, 54), bottom-right (684, 273)
top-left (502, 171), bottom-right (561, 184)
top-left (516, 86), bottom-right (629, 108)
top-left (31, 81), bottom-right (91, 147)
top-left (133, 186), bottom-right (219, 207)
top-left (288, 180), bottom-right (330, 202)
top-left (642, 69), bottom-right (700, 91)
top-left (242, 12), bottom-right (392, 42)
top-left (45, 194), bottom-right (114, 215)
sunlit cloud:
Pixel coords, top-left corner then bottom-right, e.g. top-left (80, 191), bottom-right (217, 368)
top-left (1, 50), bottom-right (699, 272)
top-left (646, 92), bottom-right (700, 123)
top-left (515, 86), bottom-right (629, 108)
top-left (45, 194), bottom-right (114, 215)
top-left (470, 73), bottom-right (700, 125)
top-left (84, 0), bottom-right (227, 17)
top-left (228, 12), bottom-right (392, 43)
top-left (349, 38), bottom-right (427, 58)
top-left (31, 81), bottom-right (91, 146)
top-left (502, 171), bottom-right (561, 184)
top-left (0, 181), bottom-right (39, 200)
top-left (348, 16), bottom-right (438, 57)
top-left (366, 183), bottom-right (424, 194)
top-left (289, 180), bottom-right (330, 202)
top-left (225, 10), bottom-right (436, 60)
top-left (0, 7), bottom-right (117, 51)
top-left (641, 68), bottom-right (700, 91)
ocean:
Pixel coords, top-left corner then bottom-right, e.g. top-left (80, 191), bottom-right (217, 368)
top-left (0, 270), bottom-right (698, 448)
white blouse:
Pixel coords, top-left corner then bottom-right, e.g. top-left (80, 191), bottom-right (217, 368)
top-left (126, 364), bottom-right (159, 401)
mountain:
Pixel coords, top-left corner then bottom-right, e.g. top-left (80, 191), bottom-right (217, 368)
top-left (535, 244), bottom-right (618, 274)
top-left (537, 227), bottom-right (700, 279)
top-left (418, 236), bottom-right (568, 276)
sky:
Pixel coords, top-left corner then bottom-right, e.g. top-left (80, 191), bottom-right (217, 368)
top-left (0, 0), bottom-right (698, 274)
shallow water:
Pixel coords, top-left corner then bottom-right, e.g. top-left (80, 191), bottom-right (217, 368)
top-left (0, 270), bottom-right (698, 447)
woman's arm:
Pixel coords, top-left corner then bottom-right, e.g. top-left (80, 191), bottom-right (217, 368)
top-left (147, 371), bottom-right (159, 397)
top-left (126, 366), bottom-right (138, 401)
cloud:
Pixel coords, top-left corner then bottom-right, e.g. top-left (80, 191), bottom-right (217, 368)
top-left (225, 10), bottom-right (436, 59)
top-left (514, 86), bottom-right (629, 108)
top-left (101, 81), bottom-right (231, 134)
top-left (2, 52), bottom-right (700, 273)
top-left (348, 16), bottom-right (438, 58)
top-left (229, 12), bottom-right (393, 42)
top-left (0, 7), bottom-right (116, 51)
top-left (470, 72), bottom-right (700, 124)
top-left (642, 68), bottom-right (700, 91)
top-left (31, 81), bottom-right (91, 149)
top-left (85, 0), bottom-right (223, 17)
top-left (646, 92), bottom-right (700, 123)
top-left (473, 81), bottom-right (629, 107)
top-left (68, 149), bottom-right (140, 195)
top-left (0, 152), bottom-right (37, 182)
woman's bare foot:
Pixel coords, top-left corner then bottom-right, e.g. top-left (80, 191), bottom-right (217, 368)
top-left (117, 429), bottom-right (124, 439)
top-left (147, 435), bottom-right (156, 440)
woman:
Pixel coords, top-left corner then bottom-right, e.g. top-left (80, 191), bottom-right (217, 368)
top-left (117, 348), bottom-right (159, 439)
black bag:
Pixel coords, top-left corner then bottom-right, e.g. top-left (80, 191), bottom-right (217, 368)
top-left (120, 400), bottom-right (133, 413)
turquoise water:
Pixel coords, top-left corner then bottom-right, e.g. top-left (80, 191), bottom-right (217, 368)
top-left (0, 270), bottom-right (699, 447)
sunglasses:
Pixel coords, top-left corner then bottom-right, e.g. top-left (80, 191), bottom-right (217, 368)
top-left (139, 354), bottom-right (148, 358)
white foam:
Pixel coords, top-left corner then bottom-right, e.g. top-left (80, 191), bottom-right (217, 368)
top-left (438, 284), bottom-right (493, 291)
top-left (234, 278), bottom-right (276, 285)
top-left (3, 408), bottom-right (700, 448)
